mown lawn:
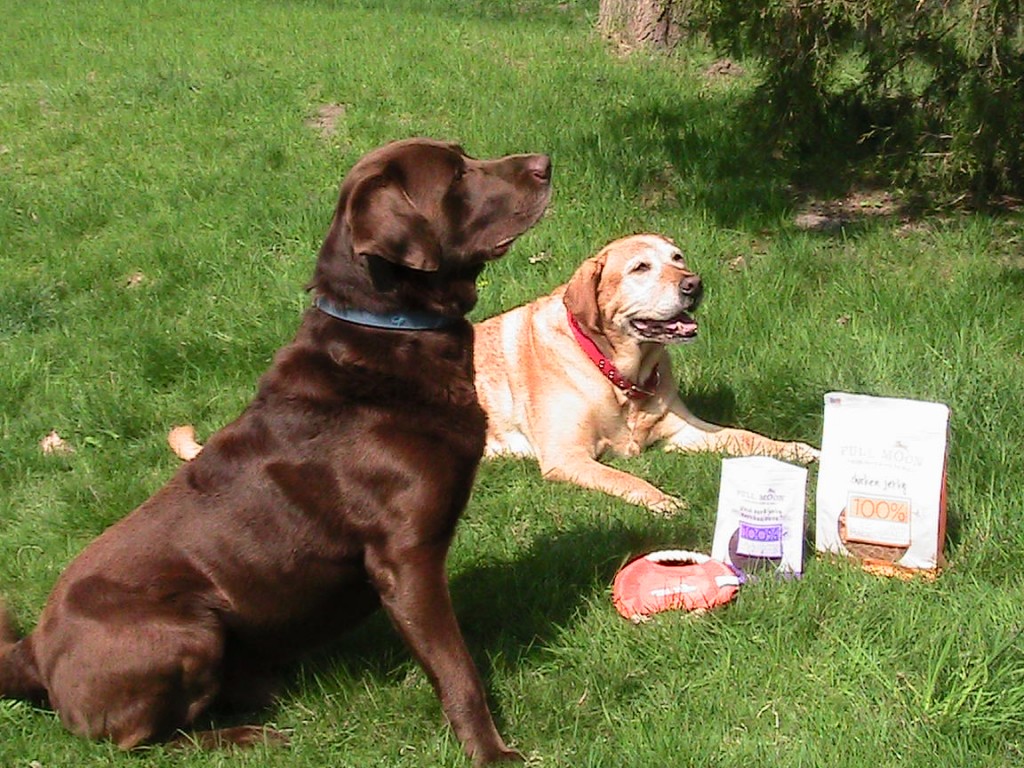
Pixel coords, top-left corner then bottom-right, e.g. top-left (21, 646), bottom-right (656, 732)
top-left (1, 1), bottom-right (1022, 766)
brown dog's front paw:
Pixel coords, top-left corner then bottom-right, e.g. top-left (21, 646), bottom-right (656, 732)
top-left (473, 745), bottom-right (524, 766)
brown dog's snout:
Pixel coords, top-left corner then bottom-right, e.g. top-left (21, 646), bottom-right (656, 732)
top-left (525, 154), bottom-right (552, 183)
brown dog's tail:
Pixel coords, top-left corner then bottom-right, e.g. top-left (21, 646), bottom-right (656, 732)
top-left (0, 599), bottom-right (46, 702)
top-left (0, 599), bottom-right (19, 649)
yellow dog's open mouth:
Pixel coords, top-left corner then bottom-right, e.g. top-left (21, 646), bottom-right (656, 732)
top-left (631, 312), bottom-right (698, 343)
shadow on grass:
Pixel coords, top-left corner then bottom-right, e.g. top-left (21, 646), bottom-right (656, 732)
top-left (568, 98), bottom-right (796, 230)
top-left (998, 265), bottom-right (1024, 291)
top-left (677, 371), bottom-right (823, 445)
top-left (567, 92), bottom-right (903, 233)
top-left (681, 383), bottom-right (740, 427)
top-left (453, 519), bottom-right (704, 651)
top-left (284, 518), bottom-right (701, 708)
top-left (282, 0), bottom-right (588, 26)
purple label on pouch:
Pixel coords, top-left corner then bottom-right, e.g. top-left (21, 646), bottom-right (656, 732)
top-left (737, 523), bottom-right (783, 558)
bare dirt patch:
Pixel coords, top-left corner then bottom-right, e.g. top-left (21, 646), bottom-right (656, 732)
top-left (794, 189), bottom-right (903, 232)
top-left (305, 103), bottom-right (347, 140)
top-left (640, 163), bottom-right (681, 210)
top-left (703, 58), bottom-right (745, 81)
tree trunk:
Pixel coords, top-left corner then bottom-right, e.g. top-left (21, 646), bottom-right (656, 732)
top-left (598, 0), bottom-right (682, 52)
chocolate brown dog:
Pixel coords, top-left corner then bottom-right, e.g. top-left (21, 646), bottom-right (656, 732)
top-left (0, 138), bottom-right (551, 765)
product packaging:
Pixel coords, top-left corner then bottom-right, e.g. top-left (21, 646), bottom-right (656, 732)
top-left (711, 456), bottom-right (808, 577)
top-left (815, 392), bottom-right (950, 574)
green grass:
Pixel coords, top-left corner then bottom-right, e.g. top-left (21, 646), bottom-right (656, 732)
top-left (2, 0), bottom-right (1023, 766)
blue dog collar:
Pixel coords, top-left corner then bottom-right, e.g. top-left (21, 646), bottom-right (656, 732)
top-left (314, 296), bottom-right (457, 331)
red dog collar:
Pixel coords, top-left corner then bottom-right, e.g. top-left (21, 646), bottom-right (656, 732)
top-left (566, 308), bottom-right (659, 400)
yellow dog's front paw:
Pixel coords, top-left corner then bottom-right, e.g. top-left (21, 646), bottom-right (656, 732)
top-left (647, 493), bottom-right (689, 515)
top-left (789, 442), bottom-right (820, 463)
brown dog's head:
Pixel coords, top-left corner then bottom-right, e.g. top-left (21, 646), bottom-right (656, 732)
top-left (563, 234), bottom-right (702, 345)
top-left (313, 138), bottom-right (551, 317)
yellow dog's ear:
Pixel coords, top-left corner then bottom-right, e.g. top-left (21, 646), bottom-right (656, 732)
top-left (563, 254), bottom-right (605, 337)
top-left (346, 174), bottom-right (442, 272)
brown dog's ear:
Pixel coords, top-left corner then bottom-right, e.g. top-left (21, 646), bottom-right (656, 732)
top-left (346, 175), bottom-right (442, 272)
top-left (562, 254), bottom-right (605, 337)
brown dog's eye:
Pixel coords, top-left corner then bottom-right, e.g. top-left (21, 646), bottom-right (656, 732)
top-left (452, 166), bottom-right (466, 183)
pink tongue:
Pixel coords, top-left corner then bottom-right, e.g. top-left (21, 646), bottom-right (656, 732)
top-left (634, 315), bottom-right (698, 337)
top-left (648, 316), bottom-right (697, 336)
top-left (673, 318), bottom-right (698, 336)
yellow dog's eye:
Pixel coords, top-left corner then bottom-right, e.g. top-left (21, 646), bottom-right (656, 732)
top-left (672, 252), bottom-right (685, 263)
top-left (631, 262), bottom-right (651, 273)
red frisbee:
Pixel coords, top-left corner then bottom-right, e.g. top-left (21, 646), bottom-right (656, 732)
top-left (612, 550), bottom-right (743, 621)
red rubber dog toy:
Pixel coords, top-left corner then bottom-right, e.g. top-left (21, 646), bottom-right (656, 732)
top-left (612, 550), bottom-right (743, 621)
